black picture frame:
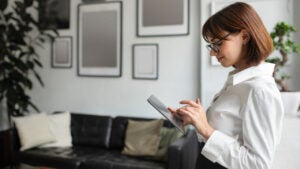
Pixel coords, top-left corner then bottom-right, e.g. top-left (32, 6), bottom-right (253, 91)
top-left (137, 0), bottom-right (189, 37)
top-left (38, 0), bottom-right (71, 30)
top-left (132, 44), bottom-right (159, 80)
top-left (51, 36), bottom-right (72, 68)
top-left (77, 2), bottom-right (123, 77)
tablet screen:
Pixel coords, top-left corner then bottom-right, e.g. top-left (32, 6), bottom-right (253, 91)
top-left (147, 95), bottom-right (185, 134)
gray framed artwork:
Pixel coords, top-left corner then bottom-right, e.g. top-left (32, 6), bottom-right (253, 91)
top-left (78, 2), bottom-right (122, 77)
top-left (52, 36), bottom-right (72, 68)
top-left (133, 44), bottom-right (158, 80)
top-left (39, 0), bottom-right (70, 30)
top-left (82, 0), bottom-right (105, 3)
top-left (137, 0), bottom-right (189, 37)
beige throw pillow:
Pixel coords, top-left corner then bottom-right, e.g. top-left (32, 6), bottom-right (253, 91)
top-left (13, 113), bottom-right (56, 151)
top-left (40, 111), bottom-right (72, 148)
top-left (122, 119), bottom-right (163, 156)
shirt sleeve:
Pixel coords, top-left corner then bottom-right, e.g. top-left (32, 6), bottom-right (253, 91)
top-left (201, 87), bottom-right (283, 169)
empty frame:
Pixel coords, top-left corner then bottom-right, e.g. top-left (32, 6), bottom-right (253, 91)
top-left (52, 36), bottom-right (72, 68)
top-left (137, 0), bottom-right (189, 37)
top-left (78, 2), bottom-right (122, 77)
top-left (133, 44), bottom-right (158, 80)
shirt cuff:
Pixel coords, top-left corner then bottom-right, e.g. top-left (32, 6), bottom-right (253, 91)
top-left (201, 130), bottom-right (235, 162)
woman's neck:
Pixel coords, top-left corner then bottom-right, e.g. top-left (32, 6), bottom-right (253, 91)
top-left (234, 61), bottom-right (263, 72)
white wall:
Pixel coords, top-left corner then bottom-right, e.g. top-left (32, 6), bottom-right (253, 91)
top-left (289, 0), bottom-right (300, 91)
top-left (29, 0), bottom-right (299, 114)
top-left (29, 0), bottom-right (201, 118)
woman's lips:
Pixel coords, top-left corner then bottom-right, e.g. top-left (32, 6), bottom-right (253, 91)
top-left (217, 56), bottom-right (224, 62)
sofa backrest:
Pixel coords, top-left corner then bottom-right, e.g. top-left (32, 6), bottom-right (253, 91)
top-left (109, 116), bottom-right (173, 149)
top-left (71, 113), bottom-right (112, 148)
top-left (10, 113), bottom-right (174, 152)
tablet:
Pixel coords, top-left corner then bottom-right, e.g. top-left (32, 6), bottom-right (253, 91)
top-left (147, 95), bottom-right (185, 134)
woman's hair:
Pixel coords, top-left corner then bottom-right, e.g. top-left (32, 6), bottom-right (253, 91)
top-left (202, 2), bottom-right (273, 65)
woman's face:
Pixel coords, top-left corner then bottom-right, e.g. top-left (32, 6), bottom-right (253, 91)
top-left (208, 30), bottom-right (249, 70)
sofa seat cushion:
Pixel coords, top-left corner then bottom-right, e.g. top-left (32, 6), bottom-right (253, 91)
top-left (18, 146), bottom-right (107, 169)
top-left (82, 150), bottom-right (165, 169)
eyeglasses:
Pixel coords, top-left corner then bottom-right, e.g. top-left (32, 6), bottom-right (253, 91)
top-left (206, 33), bottom-right (231, 53)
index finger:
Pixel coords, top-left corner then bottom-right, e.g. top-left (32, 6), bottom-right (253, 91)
top-left (196, 98), bottom-right (200, 104)
top-left (180, 100), bottom-right (200, 108)
top-left (167, 107), bottom-right (177, 113)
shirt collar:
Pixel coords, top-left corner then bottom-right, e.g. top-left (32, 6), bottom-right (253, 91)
top-left (228, 62), bottom-right (275, 86)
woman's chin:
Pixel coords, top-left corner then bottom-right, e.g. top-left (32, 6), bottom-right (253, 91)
top-left (220, 62), bottom-right (231, 67)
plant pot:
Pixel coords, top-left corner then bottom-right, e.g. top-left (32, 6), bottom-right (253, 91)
top-left (280, 92), bottom-right (300, 116)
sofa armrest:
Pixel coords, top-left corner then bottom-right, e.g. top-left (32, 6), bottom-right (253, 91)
top-left (0, 128), bottom-right (20, 165)
top-left (167, 129), bottom-right (198, 169)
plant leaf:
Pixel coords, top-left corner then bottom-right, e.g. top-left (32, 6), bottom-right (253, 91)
top-left (24, 0), bottom-right (34, 7)
top-left (34, 41), bottom-right (44, 48)
top-left (0, 0), bottom-right (8, 11)
top-left (294, 45), bottom-right (300, 53)
top-left (28, 101), bottom-right (40, 112)
top-left (33, 58), bottom-right (43, 67)
top-left (4, 12), bottom-right (13, 22)
top-left (33, 71), bottom-right (44, 87)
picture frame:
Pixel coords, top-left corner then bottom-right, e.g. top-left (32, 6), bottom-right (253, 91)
top-left (38, 0), bottom-right (71, 30)
top-left (132, 44), bottom-right (159, 80)
top-left (77, 2), bottom-right (122, 77)
top-left (137, 0), bottom-right (189, 37)
top-left (51, 36), bottom-right (72, 68)
top-left (82, 0), bottom-right (105, 3)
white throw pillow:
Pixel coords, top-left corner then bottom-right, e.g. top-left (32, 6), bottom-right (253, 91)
top-left (13, 113), bottom-right (56, 151)
top-left (40, 111), bottom-right (72, 148)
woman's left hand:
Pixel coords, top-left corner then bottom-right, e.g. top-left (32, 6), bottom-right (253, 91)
top-left (168, 98), bottom-right (215, 140)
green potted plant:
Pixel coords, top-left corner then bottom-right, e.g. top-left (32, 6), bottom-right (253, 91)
top-left (0, 0), bottom-right (57, 129)
top-left (266, 21), bottom-right (300, 115)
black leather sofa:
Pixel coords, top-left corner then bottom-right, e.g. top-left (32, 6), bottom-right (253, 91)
top-left (7, 113), bottom-right (199, 169)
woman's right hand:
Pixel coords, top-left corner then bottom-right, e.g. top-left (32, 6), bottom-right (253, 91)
top-left (168, 98), bottom-right (215, 140)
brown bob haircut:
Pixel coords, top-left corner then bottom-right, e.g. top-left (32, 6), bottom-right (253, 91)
top-left (202, 2), bottom-right (273, 65)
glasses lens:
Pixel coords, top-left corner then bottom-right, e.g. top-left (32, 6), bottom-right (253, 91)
top-left (207, 44), bottom-right (219, 53)
top-left (206, 32), bottom-right (231, 53)
top-left (212, 45), bottom-right (219, 53)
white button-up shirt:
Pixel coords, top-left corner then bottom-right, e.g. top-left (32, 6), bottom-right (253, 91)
top-left (198, 62), bottom-right (284, 169)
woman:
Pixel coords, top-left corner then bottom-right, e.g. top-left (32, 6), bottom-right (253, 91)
top-left (168, 2), bottom-right (284, 169)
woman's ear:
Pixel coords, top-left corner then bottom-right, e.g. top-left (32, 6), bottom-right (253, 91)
top-left (241, 29), bottom-right (250, 45)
